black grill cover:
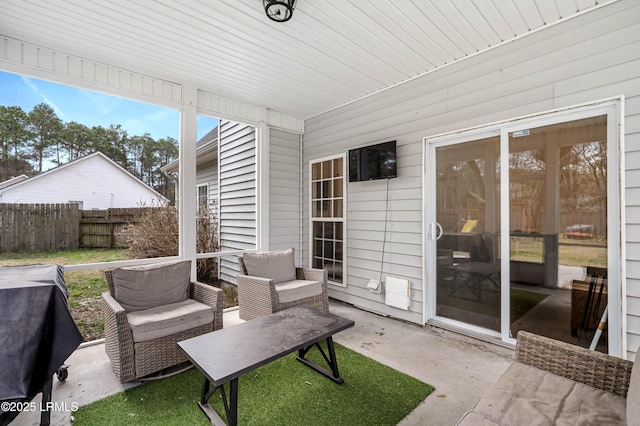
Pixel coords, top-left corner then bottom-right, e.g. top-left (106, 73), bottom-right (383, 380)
top-left (0, 264), bottom-right (83, 425)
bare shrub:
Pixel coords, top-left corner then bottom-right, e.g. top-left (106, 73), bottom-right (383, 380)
top-left (119, 200), bottom-right (220, 284)
top-left (195, 200), bottom-right (219, 283)
top-left (121, 203), bottom-right (179, 259)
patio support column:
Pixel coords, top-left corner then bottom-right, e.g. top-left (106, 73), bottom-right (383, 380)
top-left (179, 84), bottom-right (198, 278)
top-left (256, 107), bottom-right (269, 251)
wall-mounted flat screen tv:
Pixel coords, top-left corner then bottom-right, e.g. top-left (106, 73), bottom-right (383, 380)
top-left (349, 140), bottom-right (397, 182)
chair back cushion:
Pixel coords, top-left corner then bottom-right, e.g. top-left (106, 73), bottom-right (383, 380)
top-left (628, 350), bottom-right (640, 425)
top-left (111, 260), bottom-right (191, 312)
top-left (242, 248), bottom-right (297, 284)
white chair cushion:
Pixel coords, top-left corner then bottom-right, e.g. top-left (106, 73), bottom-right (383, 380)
top-left (469, 362), bottom-right (626, 425)
top-left (275, 279), bottom-right (322, 304)
top-left (112, 260), bottom-right (190, 312)
top-left (127, 299), bottom-right (213, 343)
top-left (242, 248), bottom-right (297, 284)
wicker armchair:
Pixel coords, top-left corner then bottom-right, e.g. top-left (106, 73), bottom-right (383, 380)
top-left (457, 331), bottom-right (637, 425)
top-left (236, 248), bottom-right (329, 320)
top-left (102, 260), bottom-right (223, 383)
top-left (515, 331), bottom-right (633, 397)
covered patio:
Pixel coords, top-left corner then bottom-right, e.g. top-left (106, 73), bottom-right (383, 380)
top-left (15, 302), bottom-right (513, 425)
top-left (2, 0), bottom-right (640, 424)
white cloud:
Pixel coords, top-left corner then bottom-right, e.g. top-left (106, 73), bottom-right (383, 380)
top-left (79, 89), bottom-right (122, 115)
top-left (20, 76), bottom-right (67, 120)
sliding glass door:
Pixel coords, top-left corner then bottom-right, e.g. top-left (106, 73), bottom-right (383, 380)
top-left (507, 116), bottom-right (608, 350)
top-left (427, 102), bottom-right (620, 352)
top-left (434, 136), bottom-right (501, 331)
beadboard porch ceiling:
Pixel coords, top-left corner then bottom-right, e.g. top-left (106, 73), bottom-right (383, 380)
top-left (0, 0), bottom-right (615, 120)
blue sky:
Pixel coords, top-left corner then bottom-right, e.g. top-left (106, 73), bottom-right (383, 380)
top-left (0, 70), bottom-right (218, 141)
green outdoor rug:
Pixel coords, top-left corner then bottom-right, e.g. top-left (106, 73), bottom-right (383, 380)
top-left (74, 343), bottom-right (434, 425)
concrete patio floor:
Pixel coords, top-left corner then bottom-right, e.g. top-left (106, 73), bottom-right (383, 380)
top-left (15, 300), bottom-right (514, 425)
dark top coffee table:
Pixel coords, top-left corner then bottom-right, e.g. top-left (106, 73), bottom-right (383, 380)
top-left (178, 306), bottom-right (354, 426)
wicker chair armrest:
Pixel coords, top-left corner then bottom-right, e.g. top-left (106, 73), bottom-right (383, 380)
top-left (236, 274), bottom-right (279, 320)
top-left (102, 290), bottom-right (127, 323)
top-left (101, 291), bottom-right (135, 383)
top-left (190, 281), bottom-right (224, 330)
top-left (237, 274), bottom-right (275, 287)
top-left (515, 331), bottom-right (633, 397)
top-left (297, 267), bottom-right (328, 284)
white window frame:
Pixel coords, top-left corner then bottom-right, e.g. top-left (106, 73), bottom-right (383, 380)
top-left (196, 183), bottom-right (208, 217)
top-left (309, 153), bottom-right (347, 287)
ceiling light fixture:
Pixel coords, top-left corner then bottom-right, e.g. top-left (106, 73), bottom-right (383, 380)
top-left (263, 0), bottom-right (297, 22)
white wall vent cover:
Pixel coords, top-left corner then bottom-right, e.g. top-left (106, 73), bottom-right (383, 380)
top-left (385, 276), bottom-right (410, 310)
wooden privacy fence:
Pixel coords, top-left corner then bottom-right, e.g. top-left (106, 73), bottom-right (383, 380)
top-left (80, 208), bottom-right (153, 249)
top-left (0, 204), bottom-right (160, 252)
top-left (0, 203), bottom-right (81, 252)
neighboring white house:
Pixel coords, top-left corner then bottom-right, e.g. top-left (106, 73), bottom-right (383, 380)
top-left (0, 152), bottom-right (167, 209)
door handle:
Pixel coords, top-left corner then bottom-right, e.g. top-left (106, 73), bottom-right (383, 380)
top-left (430, 223), bottom-right (443, 240)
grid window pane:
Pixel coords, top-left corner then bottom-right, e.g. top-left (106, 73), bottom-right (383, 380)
top-left (324, 241), bottom-right (334, 258)
top-left (333, 179), bottom-right (343, 197)
top-left (322, 180), bottom-right (330, 198)
top-left (322, 161), bottom-right (332, 179)
top-left (312, 201), bottom-right (321, 217)
top-left (333, 158), bottom-right (343, 177)
top-left (310, 156), bottom-right (345, 284)
top-left (322, 200), bottom-right (331, 217)
top-left (312, 162), bottom-right (321, 180)
top-left (324, 223), bottom-right (334, 239)
top-left (333, 262), bottom-right (343, 281)
top-left (333, 199), bottom-right (343, 218)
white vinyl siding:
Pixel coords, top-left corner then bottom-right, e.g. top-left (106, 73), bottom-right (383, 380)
top-left (269, 129), bottom-right (302, 257)
top-left (303, 0), bottom-right (640, 338)
top-left (218, 120), bottom-right (257, 283)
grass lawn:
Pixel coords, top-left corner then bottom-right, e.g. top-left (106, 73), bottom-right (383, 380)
top-left (0, 249), bottom-right (238, 342)
top-left (510, 235), bottom-right (607, 268)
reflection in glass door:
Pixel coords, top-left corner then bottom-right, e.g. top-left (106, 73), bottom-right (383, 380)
top-left (508, 116), bottom-right (608, 351)
top-left (435, 136), bottom-right (501, 331)
top-left (430, 111), bottom-right (614, 351)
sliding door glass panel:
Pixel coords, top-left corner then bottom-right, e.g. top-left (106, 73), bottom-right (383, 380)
top-left (435, 136), bottom-right (501, 331)
top-left (508, 116), bottom-right (608, 352)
